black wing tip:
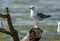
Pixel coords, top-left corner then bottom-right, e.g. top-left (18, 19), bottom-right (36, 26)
top-left (48, 15), bottom-right (51, 17)
top-left (47, 15), bottom-right (51, 18)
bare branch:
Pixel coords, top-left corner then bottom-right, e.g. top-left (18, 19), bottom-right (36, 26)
top-left (0, 14), bottom-right (7, 18)
top-left (0, 28), bottom-right (11, 35)
top-left (6, 7), bottom-right (19, 41)
top-left (0, 7), bottom-right (19, 41)
top-left (6, 7), bottom-right (15, 31)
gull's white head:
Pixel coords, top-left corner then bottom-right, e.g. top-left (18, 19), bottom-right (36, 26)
top-left (29, 5), bottom-right (35, 10)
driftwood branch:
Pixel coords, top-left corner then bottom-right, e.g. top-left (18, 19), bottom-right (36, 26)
top-left (0, 28), bottom-right (11, 35)
top-left (6, 7), bottom-right (19, 41)
top-left (6, 7), bottom-right (14, 31)
top-left (0, 7), bottom-right (19, 41)
top-left (21, 25), bottom-right (43, 41)
top-left (0, 14), bottom-right (7, 18)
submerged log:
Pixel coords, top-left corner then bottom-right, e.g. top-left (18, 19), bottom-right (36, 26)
top-left (21, 25), bottom-right (43, 41)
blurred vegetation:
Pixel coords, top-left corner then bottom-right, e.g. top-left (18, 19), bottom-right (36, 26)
top-left (0, 38), bottom-right (6, 41)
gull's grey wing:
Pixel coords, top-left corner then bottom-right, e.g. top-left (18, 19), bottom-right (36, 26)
top-left (37, 12), bottom-right (51, 18)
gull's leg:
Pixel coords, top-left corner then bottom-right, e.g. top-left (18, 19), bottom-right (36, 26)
top-left (37, 21), bottom-right (39, 25)
top-left (36, 20), bottom-right (37, 25)
top-left (37, 20), bottom-right (39, 26)
top-left (35, 20), bottom-right (39, 26)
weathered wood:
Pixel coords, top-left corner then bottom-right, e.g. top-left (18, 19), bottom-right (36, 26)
top-left (0, 28), bottom-right (11, 35)
top-left (21, 25), bottom-right (43, 41)
top-left (0, 7), bottom-right (19, 41)
top-left (0, 14), bottom-right (7, 18)
top-left (6, 7), bottom-right (14, 31)
top-left (6, 7), bottom-right (19, 41)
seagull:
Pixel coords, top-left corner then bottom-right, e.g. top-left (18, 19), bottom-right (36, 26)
top-left (29, 5), bottom-right (51, 25)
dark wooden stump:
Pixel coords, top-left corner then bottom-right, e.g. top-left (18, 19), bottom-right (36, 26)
top-left (21, 25), bottom-right (43, 41)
